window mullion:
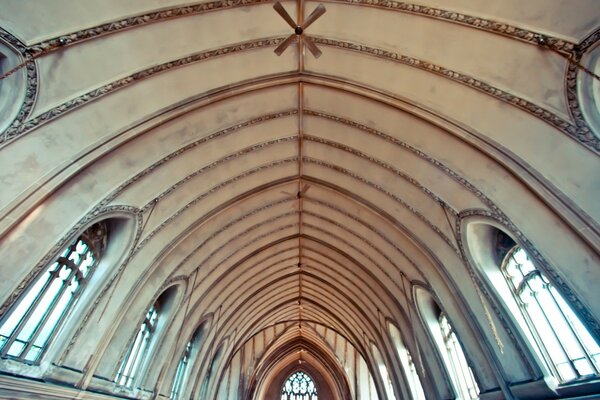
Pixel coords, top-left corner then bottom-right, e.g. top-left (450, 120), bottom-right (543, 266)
top-left (545, 283), bottom-right (598, 376)
top-left (526, 280), bottom-right (578, 379)
top-left (19, 267), bottom-right (78, 360)
top-left (0, 261), bottom-right (70, 358)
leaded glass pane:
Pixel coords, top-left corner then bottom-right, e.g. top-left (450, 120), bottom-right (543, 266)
top-left (281, 371), bottom-right (318, 400)
top-left (0, 222), bottom-right (106, 363)
top-left (503, 247), bottom-right (600, 381)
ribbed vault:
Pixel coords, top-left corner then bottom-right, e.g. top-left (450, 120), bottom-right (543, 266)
top-left (0, 1), bottom-right (599, 399)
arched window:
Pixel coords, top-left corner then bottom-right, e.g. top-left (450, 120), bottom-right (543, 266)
top-left (438, 312), bottom-right (479, 399)
top-left (388, 323), bottom-right (425, 400)
top-left (198, 342), bottom-right (225, 399)
top-left (170, 323), bottom-right (205, 399)
top-left (499, 238), bottom-right (600, 381)
top-left (415, 286), bottom-right (479, 400)
top-left (371, 343), bottom-right (397, 400)
top-left (116, 300), bottom-right (162, 387)
top-left (0, 222), bottom-right (107, 363)
top-left (281, 371), bottom-right (318, 400)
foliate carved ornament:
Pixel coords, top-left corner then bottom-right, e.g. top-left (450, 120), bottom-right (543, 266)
top-left (0, 28), bottom-right (38, 140)
top-left (310, 37), bottom-right (600, 154)
top-left (565, 27), bottom-right (600, 150)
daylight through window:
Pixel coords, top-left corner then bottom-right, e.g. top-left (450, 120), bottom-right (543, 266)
top-left (502, 246), bottom-right (600, 381)
top-left (116, 304), bottom-right (159, 387)
top-left (0, 222), bottom-right (107, 363)
top-left (439, 313), bottom-right (479, 399)
top-left (281, 371), bottom-right (318, 400)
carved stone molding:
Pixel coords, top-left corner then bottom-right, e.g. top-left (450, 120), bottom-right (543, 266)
top-left (1, 37), bottom-right (284, 145)
top-left (131, 150), bottom-right (298, 255)
top-left (0, 28), bottom-right (37, 139)
top-left (328, 0), bottom-right (575, 53)
top-left (304, 110), bottom-right (499, 211)
top-left (457, 209), bottom-right (600, 342)
top-left (303, 155), bottom-right (458, 252)
top-left (25, 0), bottom-right (574, 56)
top-left (310, 37), bottom-right (600, 154)
top-left (566, 28), bottom-right (600, 151)
top-left (305, 200), bottom-right (422, 273)
top-left (97, 110), bottom-right (297, 210)
top-left (28, 0), bottom-right (274, 54)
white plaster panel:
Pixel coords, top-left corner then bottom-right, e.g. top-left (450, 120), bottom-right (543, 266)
top-left (405, 0), bottom-right (600, 40)
top-left (304, 114), bottom-right (486, 212)
top-left (302, 156), bottom-right (457, 262)
top-left (308, 2), bottom-right (569, 117)
top-left (113, 115), bottom-right (298, 210)
top-left (0, 1), bottom-right (299, 43)
top-left (0, 50), bottom-right (297, 214)
top-left (302, 66), bottom-right (600, 222)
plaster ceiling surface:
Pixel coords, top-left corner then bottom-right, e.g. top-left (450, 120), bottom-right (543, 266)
top-left (1, 0), bottom-right (600, 398)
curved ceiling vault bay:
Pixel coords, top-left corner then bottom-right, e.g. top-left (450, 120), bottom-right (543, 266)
top-left (0, 1), bottom-right (599, 399)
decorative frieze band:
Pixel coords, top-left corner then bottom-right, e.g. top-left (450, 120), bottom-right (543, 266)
top-left (24, 0), bottom-right (574, 57)
top-left (1, 37), bottom-right (284, 144)
top-left (0, 28), bottom-right (38, 138)
top-left (2, 0), bottom-right (593, 153)
top-left (328, 0), bottom-right (575, 53)
top-left (565, 28), bottom-right (600, 152)
top-left (311, 36), bottom-right (600, 154)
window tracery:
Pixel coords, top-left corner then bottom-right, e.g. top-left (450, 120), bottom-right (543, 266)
top-left (388, 323), bottom-right (425, 400)
top-left (170, 323), bottom-right (205, 399)
top-left (500, 244), bottom-right (600, 381)
top-left (281, 371), bottom-right (318, 400)
top-left (0, 222), bottom-right (107, 363)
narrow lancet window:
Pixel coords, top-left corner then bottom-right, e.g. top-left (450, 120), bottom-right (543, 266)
top-left (439, 313), bottom-right (479, 399)
top-left (116, 303), bottom-right (159, 387)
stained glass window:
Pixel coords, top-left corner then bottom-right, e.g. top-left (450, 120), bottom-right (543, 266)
top-left (0, 222), bottom-right (107, 363)
top-left (281, 371), bottom-right (318, 400)
top-left (502, 246), bottom-right (600, 381)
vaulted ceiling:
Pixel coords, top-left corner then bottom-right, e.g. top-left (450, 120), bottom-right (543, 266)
top-left (1, 1), bottom-right (599, 399)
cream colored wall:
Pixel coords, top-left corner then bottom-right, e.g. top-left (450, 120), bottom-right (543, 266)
top-left (0, 1), bottom-right (599, 399)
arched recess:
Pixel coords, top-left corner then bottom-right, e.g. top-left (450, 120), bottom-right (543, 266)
top-left (0, 209), bottom-right (137, 382)
top-left (462, 215), bottom-right (600, 398)
top-left (0, 30), bottom-right (31, 135)
top-left (247, 336), bottom-right (351, 400)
